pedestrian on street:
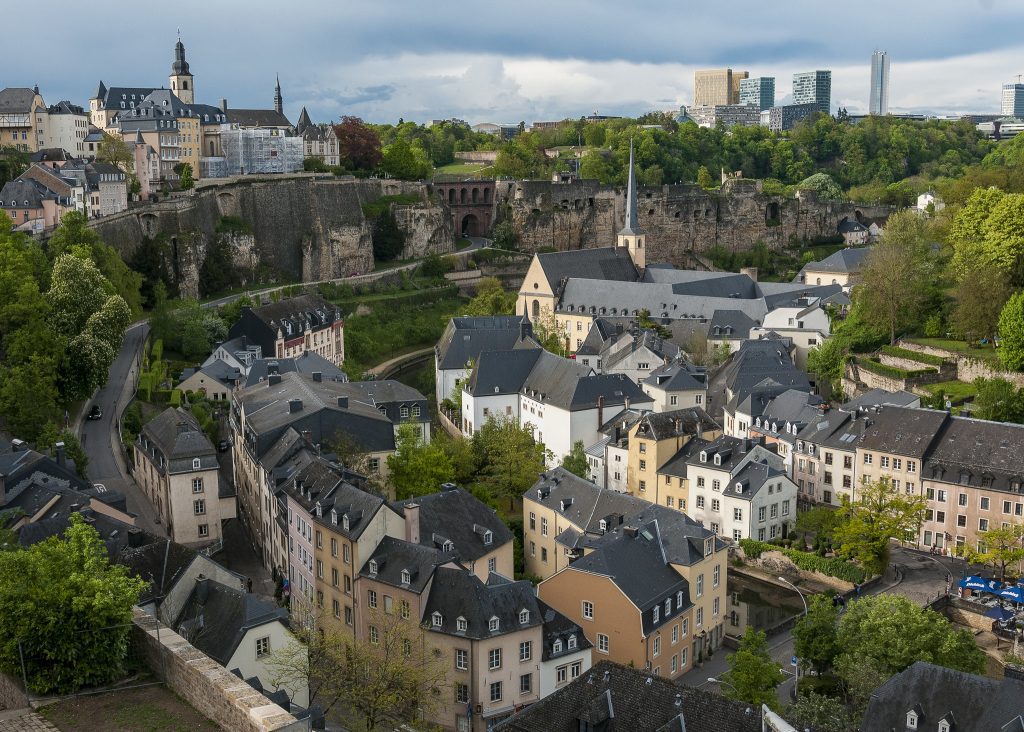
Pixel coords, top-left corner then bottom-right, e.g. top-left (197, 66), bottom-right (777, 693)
top-left (854, 582), bottom-right (861, 598)
top-left (247, 577), bottom-right (253, 593)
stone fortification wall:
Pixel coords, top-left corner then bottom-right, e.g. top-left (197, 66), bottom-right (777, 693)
top-left (499, 178), bottom-right (891, 267)
top-left (89, 176), bottom-right (454, 297)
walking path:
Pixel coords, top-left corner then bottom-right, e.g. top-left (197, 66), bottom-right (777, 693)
top-left (0, 709), bottom-right (58, 732)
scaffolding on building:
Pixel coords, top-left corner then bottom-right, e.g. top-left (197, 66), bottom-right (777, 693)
top-left (219, 125), bottom-right (303, 175)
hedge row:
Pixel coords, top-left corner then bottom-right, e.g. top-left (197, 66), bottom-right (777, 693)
top-left (852, 356), bottom-right (936, 380)
top-left (739, 539), bottom-right (867, 584)
top-left (880, 344), bottom-right (947, 367)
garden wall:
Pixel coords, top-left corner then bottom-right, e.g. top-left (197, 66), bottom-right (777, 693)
top-left (0, 670), bottom-right (28, 711)
top-left (898, 341), bottom-right (1024, 389)
top-left (131, 610), bottom-right (307, 732)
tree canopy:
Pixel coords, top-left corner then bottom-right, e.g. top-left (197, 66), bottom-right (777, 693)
top-left (387, 423), bottom-right (454, 500)
top-left (833, 477), bottom-right (927, 574)
top-left (720, 627), bottom-right (786, 711)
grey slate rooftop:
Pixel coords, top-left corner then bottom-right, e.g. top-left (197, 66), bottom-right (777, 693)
top-left (435, 315), bottom-right (535, 370)
top-left (138, 407), bottom-right (218, 475)
top-left (395, 486), bottom-right (513, 563)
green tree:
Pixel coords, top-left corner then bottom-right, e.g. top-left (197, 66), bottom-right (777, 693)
top-left (490, 219), bottom-right (518, 250)
top-left (0, 355), bottom-right (61, 441)
top-left (560, 441), bottom-right (589, 479)
top-left (696, 165), bottom-right (715, 189)
top-left (949, 186), bottom-right (1005, 281)
top-left (333, 116), bottom-right (383, 171)
top-left (96, 132), bottom-right (134, 174)
top-left (806, 338), bottom-right (847, 392)
top-left (0, 513), bottom-right (146, 694)
top-left (952, 263), bottom-right (1010, 344)
top-left (720, 627), bottom-right (786, 710)
top-left (178, 162), bottom-right (194, 190)
top-left (964, 524), bottom-right (1024, 581)
top-left (371, 209), bottom-right (406, 261)
top-left (797, 172), bottom-right (844, 200)
top-left (47, 254), bottom-right (110, 337)
top-left (464, 277), bottom-right (516, 316)
top-left (833, 477), bottom-right (927, 575)
top-left (972, 377), bottom-right (1024, 422)
top-left (855, 210), bottom-right (934, 344)
top-left (380, 138), bottom-right (431, 180)
top-left (474, 416), bottom-right (547, 511)
top-left (785, 692), bottom-right (858, 732)
top-left (998, 291), bottom-right (1024, 371)
top-left (387, 423), bottom-right (454, 500)
top-left (62, 331), bottom-right (115, 402)
top-left (35, 425), bottom-right (89, 479)
top-left (84, 295), bottom-right (131, 352)
top-left (792, 594), bottom-right (841, 675)
top-left (834, 594), bottom-right (985, 709)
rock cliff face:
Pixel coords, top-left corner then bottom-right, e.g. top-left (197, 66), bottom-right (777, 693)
top-left (89, 176), bottom-right (454, 297)
top-left (498, 178), bottom-right (892, 263)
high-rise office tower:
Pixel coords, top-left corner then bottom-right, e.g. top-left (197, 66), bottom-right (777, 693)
top-left (739, 77), bottom-right (776, 111)
top-left (869, 51), bottom-right (890, 115)
top-left (792, 70), bottom-right (831, 115)
top-left (694, 68), bottom-right (748, 106)
top-left (1002, 83), bottom-right (1024, 118)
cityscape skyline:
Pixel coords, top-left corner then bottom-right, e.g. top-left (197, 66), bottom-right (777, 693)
top-left (4, 2), bottom-right (1024, 125)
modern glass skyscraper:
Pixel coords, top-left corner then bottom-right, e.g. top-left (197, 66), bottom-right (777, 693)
top-left (1002, 83), bottom-right (1024, 118)
top-left (739, 77), bottom-right (775, 111)
top-left (694, 69), bottom-right (748, 106)
top-left (870, 51), bottom-right (890, 115)
top-left (792, 70), bottom-right (831, 115)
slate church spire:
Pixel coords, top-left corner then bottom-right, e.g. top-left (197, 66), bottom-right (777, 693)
top-left (274, 75), bottom-right (283, 115)
top-left (617, 138), bottom-right (646, 272)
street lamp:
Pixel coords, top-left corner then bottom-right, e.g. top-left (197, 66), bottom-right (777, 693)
top-left (777, 576), bottom-right (808, 616)
top-left (707, 677), bottom-right (737, 694)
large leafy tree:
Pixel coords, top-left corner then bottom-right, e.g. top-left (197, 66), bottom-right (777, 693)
top-left (964, 524), bottom-right (1024, 582)
top-left (560, 441), bottom-right (590, 479)
top-left (972, 377), bottom-right (1024, 422)
top-left (0, 514), bottom-right (146, 694)
top-left (998, 291), bottom-right (1024, 371)
top-left (464, 277), bottom-right (516, 317)
top-left (387, 423), bottom-right (454, 500)
top-left (96, 132), bottom-right (134, 174)
top-left (792, 594), bottom-right (841, 675)
top-left (0, 355), bottom-right (61, 440)
top-left (47, 254), bottom-right (111, 337)
top-left (952, 262), bottom-right (1010, 344)
top-left (334, 116), bottom-right (383, 171)
top-left (720, 627), bottom-right (786, 711)
top-left (855, 211), bottom-right (935, 344)
top-left (833, 477), bottom-right (927, 575)
top-left (785, 692), bottom-right (858, 732)
top-left (834, 594), bottom-right (985, 709)
top-left (380, 138), bottom-right (432, 180)
top-left (473, 416), bottom-right (548, 511)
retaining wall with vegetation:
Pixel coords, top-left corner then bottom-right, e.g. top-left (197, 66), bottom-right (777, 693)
top-left (898, 340), bottom-right (1024, 389)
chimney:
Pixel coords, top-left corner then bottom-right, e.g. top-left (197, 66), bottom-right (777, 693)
top-left (404, 502), bottom-right (420, 544)
top-left (220, 98), bottom-right (228, 111)
top-left (624, 526), bottom-right (638, 538)
top-left (196, 574), bottom-right (210, 605)
top-left (597, 395), bottom-right (604, 428)
top-left (300, 429), bottom-right (313, 444)
top-left (337, 396), bottom-right (349, 409)
top-left (127, 527), bottom-right (144, 548)
top-left (288, 398), bottom-right (303, 413)
top-left (312, 371), bottom-right (322, 382)
top-left (0, 472), bottom-right (6, 506)
top-left (55, 441), bottom-right (66, 468)
top-left (624, 396), bottom-right (630, 411)
top-left (268, 373), bottom-right (282, 386)
top-left (11, 439), bottom-right (26, 452)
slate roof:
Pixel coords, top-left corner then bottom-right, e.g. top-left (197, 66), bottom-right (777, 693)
top-left (534, 246), bottom-right (640, 293)
top-left (724, 461), bottom-right (789, 501)
top-left (796, 410), bottom-right (867, 452)
top-left (359, 535), bottom-right (456, 595)
top-left (0, 179), bottom-right (45, 208)
top-left (395, 487), bottom-right (512, 562)
top-left (244, 294), bottom-right (340, 336)
top-left (619, 140), bottom-right (642, 236)
top-left (684, 435), bottom-right (782, 475)
top-left (644, 359), bottom-right (708, 392)
top-left (422, 567), bottom-right (543, 639)
top-left (179, 359), bottom-right (242, 391)
top-left (842, 388), bottom-right (920, 411)
top-left (496, 661), bottom-right (762, 732)
top-left (837, 216), bottom-right (867, 234)
top-left (467, 348), bottom-right (543, 396)
top-left (244, 353), bottom-right (347, 387)
top-left (576, 317), bottom-right (632, 356)
top-left (0, 87), bottom-right (39, 113)
top-left (0, 445), bottom-right (112, 528)
top-left (519, 350), bottom-right (593, 407)
top-left (600, 329), bottom-right (681, 371)
top-left (435, 315), bottom-right (534, 370)
top-left (175, 578), bottom-right (288, 666)
top-left (538, 598), bottom-right (592, 661)
top-left (96, 86), bottom-right (158, 110)
top-left (924, 416), bottom-right (1024, 492)
top-left (227, 109), bottom-right (293, 128)
top-left (658, 437), bottom-right (712, 479)
top-left (857, 406), bottom-right (948, 459)
top-left (307, 473), bottom-right (389, 541)
top-left (800, 246), bottom-right (870, 275)
top-left (708, 309), bottom-right (758, 339)
top-left (860, 661), bottom-right (1024, 732)
top-left (632, 407), bottom-right (719, 442)
top-left (30, 148), bottom-right (76, 163)
top-left (721, 340), bottom-right (809, 408)
top-left (748, 388), bottom-right (824, 435)
top-left (138, 407), bottom-right (218, 474)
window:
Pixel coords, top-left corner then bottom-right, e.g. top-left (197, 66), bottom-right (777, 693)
top-left (980, 518), bottom-right (990, 531)
top-left (529, 512), bottom-right (536, 530)
top-left (639, 443), bottom-right (647, 454)
top-left (519, 608), bottom-right (530, 624)
top-left (770, 504), bottom-right (779, 519)
top-left (456, 683), bottom-right (469, 703)
top-left (906, 711), bottom-right (918, 730)
top-left (696, 574), bottom-right (704, 598)
top-left (598, 633), bottom-right (609, 653)
top-left (713, 564), bottom-right (720, 587)
top-left (520, 673), bottom-right (532, 694)
top-left (696, 495), bottom-right (705, 508)
top-left (639, 460), bottom-right (647, 471)
top-left (490, 681), bottom-right (502, 702)
top-left (332, 599), bottom-right (340, 618)
top-left (520, 640), bottom-right (532, 661)
top-left (672, 624), bottom-right (679, 644)
top-left (782, 500), bottom-right (790, 516)
top-left (697, 476), bottom-right (705, 487)
top-left (712, 480), bottom-right (721, 492)
top-left (488, 557), bottom-right (497, 574)
top-left (671, 654), bottom-right (678, 674)
top-left (696, 607), bottom-right (703, 627)
top-left (367, 590), bottom-right (377, 608)
top-left (682, 617), bottom-right (689, 637)
top-left (198, 524), bottom-right (209, 537)
top-left (193, 499), bottom-right (205, 515)
top-left (489, 648), bottom-right (502, 669)
top-left (401, 600), bottom-right (410, 620)
top-left (981, 497), bottom-right (990, 511)
top-left (733, 507), bottom-right (743, 521)
top-left (880, 456), bottom-right (890, 468)
top-left (455, 648), bottom-right (468, 670)
top-left (369, 626), bottom-right (379, 645)
top-left (316, 560), bottom-right (323, 579)
top-left (488, 615), bottom-right (500, 632)
top-left (192, 458), bottom-right (201, 470)
top-left (937, 511), bottom-right (946, 523)
top-left (957, 515), bottom-right (967, 528)
top-left (733, 529), bottom-right (742, 541)
top-left (938, 490), bottom-right (947, 503)
top-left (583, 601), bottom-right (594, 620)
top-left (541, 518), bottom-right (548, 536)
top-left (958, 493), bottom-right (968, 507)
top-left (556, 665), bottom-right (567, 684)
top-left (908, 460), bottom-right (917, 473)
top-left (541, 547), bottom-right (548, 563)
top-left (653, 635), bottom-right (661, 657)
top-left (665, 597), bottom-right (672, 615)
top-left (863, 453), bottom-right (873, 465)
top-left (758, 506), bottom-right (766, 522)
top-left (653, 606), bottom-right (660, 623)
top-left (192, 478), bottom-right (203, 493)
top-left (432, 611), bottom-right (443, 628)
top-left (1005, 500), bottom-right (1013, 514)
top-left (711, 499), bottom-right (720, 511)
top-left (343, 544), bottom-right (351, 563)
top-left (568, 634), bottom-right (577, 649)
top-left (713, 597), bottom-right (720, 616)
top-left (639, 480), bottom-right (647, 492)
top-left (331, 538), bottom-right (338, 557)
top-left (256, 636), bottom-right (270, 658)
top-left (670, 395), bottom-right (678, 406)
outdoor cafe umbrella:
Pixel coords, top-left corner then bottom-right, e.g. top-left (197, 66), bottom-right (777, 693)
top-left (959, 575), bottom-right (994, 592)
top-left (1000, 586), bottom-right (1024, 604)
top-left (985, 605), bottom-right (1016, 622)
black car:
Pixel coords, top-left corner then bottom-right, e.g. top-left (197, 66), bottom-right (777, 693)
top-left (87, 405), bottom-right (102, 420)
top-left (218, 440), bottom-right (230, 453)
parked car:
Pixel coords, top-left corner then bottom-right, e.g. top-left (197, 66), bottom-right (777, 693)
top-left (87, 405), bottom-right (102, 420)
top-left (218, 439), bottom-right (230, 453)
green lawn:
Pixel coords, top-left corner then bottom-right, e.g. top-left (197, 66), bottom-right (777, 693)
top-left (40, 685), bottom-right (219, 732)
top-left (905, 338), bottom-right (1002, 365)
top-left (434, 161), bottom-right (494, 177)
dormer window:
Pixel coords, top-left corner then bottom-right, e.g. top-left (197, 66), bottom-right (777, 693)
top-left (442, 540), bottom-right (454, 553)
top-left (331, 509), bottom-right (338, 525)
top-left (653, 606), bottom-right (660, 623)
top-left (519, 609), bottom-right (530, 624)
top-left (735, 482), bottom-right (744, 493)
top-left (664, 598), bottom-right (671, 615)
top-left (704, 537), bottom-right (713, 557)
top-left (713, 454), bottom-right (722, 466)
top-left (456, 616), bottom-right (467, 632)
top-left (905, 710), bottom-right (918, 729)
top-left (676, 590), bottom-right (683, 607)
top-left (700, 451), bottom-right (707, 463)
top-left (483, 530), bottom-right (493, 546)
top-left (553, 639), bottom-right (562, 653)
top-left (568, 634), bottom-right (577, 649)
top-left (488, 616), bottom-right (500, 632)
top-left (192, 458), bottom-right (201, 469)
top-left (599, 519), bottom-right (607, 533)
top-left (368, 559), bottom-right (378, 576)
top-left (342, 515), bottom-right (350, 531)
top-left (432, 612), bottom-right (443, 629)
top-left (938, 720), bottom-right (949, 732)
top-left (401, 569), bottom-right (411, 585)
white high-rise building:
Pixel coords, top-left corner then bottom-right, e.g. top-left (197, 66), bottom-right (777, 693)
top-left (1001, 83), bottom-right (1024, 118)
top-left (869, 50), bottom-right (890, 116)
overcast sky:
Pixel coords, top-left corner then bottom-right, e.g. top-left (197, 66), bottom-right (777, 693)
top-left (10, 0), bottom-right (1023, 125)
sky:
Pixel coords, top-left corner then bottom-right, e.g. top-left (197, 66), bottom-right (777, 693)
top-left (8, 0), bottom-right (1024, 126)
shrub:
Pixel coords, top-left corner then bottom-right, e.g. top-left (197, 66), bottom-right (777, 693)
top-left (880, 345), bottom-right (946, 367)
top-left (851, 356), bottom-right (935, 380)
top-left (740, 539), bottom-right (867, 583)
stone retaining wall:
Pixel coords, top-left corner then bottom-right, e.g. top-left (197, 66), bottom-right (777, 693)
top-left (898, 341), bottom-right (1024, 389)
top-left (131, 610), bottom-right (307, 732)
top-left (0, 671), bottom-right (28, 711)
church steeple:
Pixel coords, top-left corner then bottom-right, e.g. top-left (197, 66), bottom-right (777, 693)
top-left (617, 139), bottom-right (645, 272)
top-left (169, 37), bottom-right (194, 104)
top-left (274, 74), bottom-right (283, 115)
